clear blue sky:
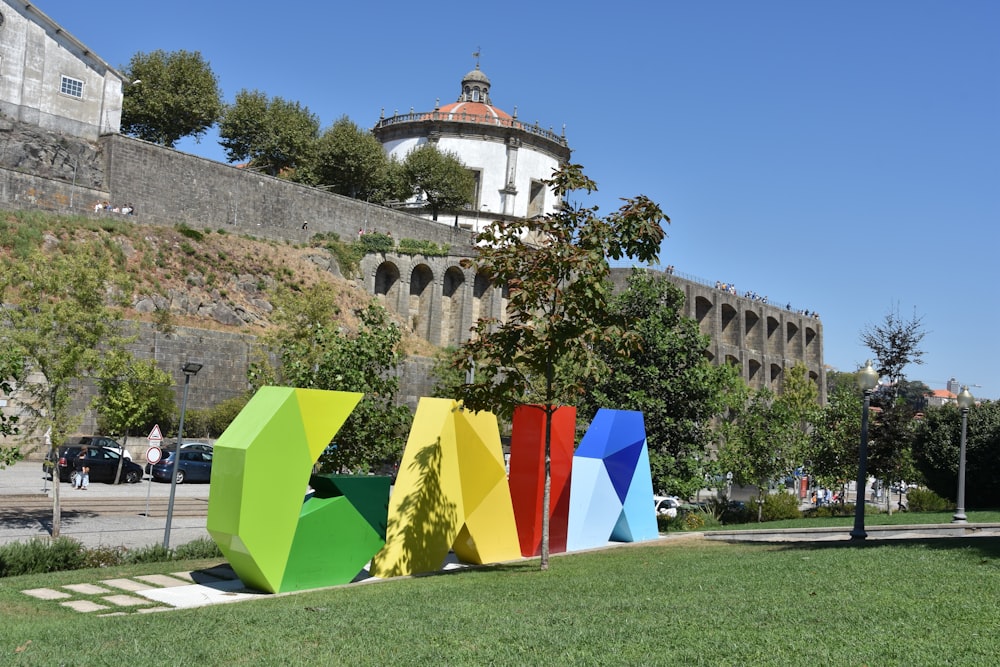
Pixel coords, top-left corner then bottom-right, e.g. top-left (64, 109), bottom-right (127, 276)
top-left (44, 1), bottom-right (999, 399)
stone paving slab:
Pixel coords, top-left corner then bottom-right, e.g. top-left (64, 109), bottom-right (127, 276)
top-left (133, 573), bottom-right (191, 587)
top-left (63, 583), bottom-right (112, 595)
top-left (138, 578), bottom-right (265, 609)
top-left (61, 599), bottom-right (110, 613)
top-left (100, 577), bottom-right (152, 592)
top-left (102, 594), bottom-right (153, 607)
top-left (22, 587), bottom-right (72, 600)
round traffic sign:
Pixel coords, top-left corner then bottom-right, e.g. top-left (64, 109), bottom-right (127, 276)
top-left (146, 446), bottom-right (162, 465)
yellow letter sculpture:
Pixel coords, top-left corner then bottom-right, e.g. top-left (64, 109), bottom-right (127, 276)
top-left (369, 398), bottom-right (520, 578)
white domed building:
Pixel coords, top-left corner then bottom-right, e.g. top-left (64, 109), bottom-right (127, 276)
top-left (373, 65), bottom-right (572, 231)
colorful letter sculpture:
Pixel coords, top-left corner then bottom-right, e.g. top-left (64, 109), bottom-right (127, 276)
top-left (566, 409), bottom-right (659, 551)
top-left (508, 404), bottom-right (576, 557)
top-left (369, 397), bottom-right (521, 578)
top-left (207, 387), bottom-right (390, 594)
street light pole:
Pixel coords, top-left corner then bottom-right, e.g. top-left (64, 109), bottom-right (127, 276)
top-left (851, 360), bottom-right (880, 540)
top-left (952, 386), bottom-right (975, 524)
top-left (163, 361), bottom-right (203, 549)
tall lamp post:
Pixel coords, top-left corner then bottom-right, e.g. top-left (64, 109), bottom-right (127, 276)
top-left (163, 361), bottom-right (203, 549)
top-left (952, 386), bottom-right (975, 524)
top-left (851, 360), bottom-right (880, 540)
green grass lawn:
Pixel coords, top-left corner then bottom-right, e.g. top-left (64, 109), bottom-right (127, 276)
top-left (716, 510), bottom-right (1000, 531)
top-left (2, 535), bottom-right (1000, 665)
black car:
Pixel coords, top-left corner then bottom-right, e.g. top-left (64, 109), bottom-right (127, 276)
top-left (150, 448), bottom-right (213, 484)
top-left (45, 445), bottom-right (144, 484)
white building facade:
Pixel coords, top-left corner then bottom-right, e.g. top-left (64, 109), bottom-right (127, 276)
top-left (0, 0), bottom-right (123, 140)
top-left (373, 66), bottom-right (572, 231)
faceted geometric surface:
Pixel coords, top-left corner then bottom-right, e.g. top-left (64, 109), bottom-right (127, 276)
top-left (508, 404), bottom-right (576, 557)
top-left (566, 409), bottom-right (659, 551)
top-left (369, 398), bottom-right (520, 578)
top-left (207, 387), bottom-right (388, 593)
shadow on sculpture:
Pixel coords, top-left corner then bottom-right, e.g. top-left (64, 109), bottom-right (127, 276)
top-left (370, 398), bottom-right (520, 578)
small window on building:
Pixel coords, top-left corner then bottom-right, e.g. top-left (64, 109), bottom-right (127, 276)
top-left (60, 75), bottom-right (83, 98)
top-left (527, 180), bottom-right (545, 218)
top-left (472, 88), bottom-right (480, 102)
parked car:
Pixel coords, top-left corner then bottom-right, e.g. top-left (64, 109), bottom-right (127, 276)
top-left (65, 435), bottom-right (132, 460)
top-left (654, 495), bottom-right (682, 515)
top-left (150, 448), bottom-right (214, 484)
top-left (43, 445), bottom-right (143, 484)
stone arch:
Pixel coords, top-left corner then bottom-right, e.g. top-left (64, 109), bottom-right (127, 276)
top-left (721, 304), bottom-right (738, 347)
top-left (409, 264), bottom-right (434, 340)
top-left (695, 296), bottom-right (713, 336)
top-left (500, 283), bottom-right (511, 325)
top-left (745, 310), bottom-right (760, 341)
top-left (770, 363), bottom-right (783, 389)
top-left (725, 354), bottom-right (740, 368)
top-left (441, 265), bottom-right (466, 346)
top-left (766, 316), bottom-right (780, 357)
top-left (805, 326), bottom-right (819, 365)
top-left (472, 270), bottom-right (493, 330)
top-left (748, 359), bottom-right (762, 387)
top-left (374, 261), bottom-right (401, 314)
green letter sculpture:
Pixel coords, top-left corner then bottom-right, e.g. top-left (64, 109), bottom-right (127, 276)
top-left (207, 387), bottom-right (389, 593)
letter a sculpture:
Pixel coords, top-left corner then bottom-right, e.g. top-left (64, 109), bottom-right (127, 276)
top-left (566, 408), bottom-right (659, 551)
top-left (370, 398), bottom-right (521, 578)
top-left (208, 387), bottom-right (390, 593)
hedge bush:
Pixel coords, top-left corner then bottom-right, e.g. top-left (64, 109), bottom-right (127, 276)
top-left (906, 487), bottom-right (953, 512)
top-left (0, 537), bottom-right (224, 578)
top-left (760, 492), bottom-right (802, 522)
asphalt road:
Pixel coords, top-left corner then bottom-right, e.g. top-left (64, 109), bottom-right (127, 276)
top-left (0, 461), bottom-right (211, 549)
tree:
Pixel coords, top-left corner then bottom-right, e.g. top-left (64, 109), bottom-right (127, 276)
top-left (401, 144), bottom-right (475, 220)
top-left (0, 240), bottom-right (132, 536)
top-left (913, 400), bottom-right (1000, 507)
top-left (860, 305), bottom-right (927, 505)
top-left (218, 90), bottom-right (320, 177)
top-left (860, 305), bottom-right (926, 401)
top-left (449, 164), bottom-right (668, 569)
top-left (120, 50), bottom-right (223, 147)
top-left (718, 386), bottom-right (807, 520)
top-left (578, 269), bottom-right (740, 499)
top-left (807, 382), bottom-right (863, 496)
top-left (307, 116), bottom-right (392, 200)
top-left (95, 349), bottom-right (175, 482)
top-left (0, 349), bottom-right (25, 467)
top-left (250, 285), bottom-right (411, 474)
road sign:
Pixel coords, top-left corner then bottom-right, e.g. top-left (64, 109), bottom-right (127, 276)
top-left (146, 446), bottom-right (162, 465)
top-left (147, 424), bottom-right (163, 442)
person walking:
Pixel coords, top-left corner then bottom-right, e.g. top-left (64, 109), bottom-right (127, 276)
top-left (74, 450), bottom-right (90, 490)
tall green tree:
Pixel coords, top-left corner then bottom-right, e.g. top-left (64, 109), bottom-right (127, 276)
top-left (120, 50), bottom-right (223, 147)
top-left (307, 116), bottom-right (392, 199)
top-left (718, 387), bottom-right (794, 520)
top-left (250, 286), bottom-right (410, 474)
top-left (0, 240), bottom-right (132, 535)
top-left (579, 269), bottom-right (740, 499)
top-left (401, 144), bottom-right (475, 221)
top-left (807, 381), bottom-right (864, 495)
top-left (860, 305), bottom-right (927, 503)
top-left (450, 164), bottom-right (668, 569)
top-left (95, 350), bottom-right (175, 482)
top-left (219, 90), bottom-right (320, 177)
top-left (913, 400), bottom-right (1000, 507)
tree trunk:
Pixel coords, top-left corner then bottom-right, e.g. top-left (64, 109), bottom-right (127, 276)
top-left (540, 406), bottom-right (553, 571)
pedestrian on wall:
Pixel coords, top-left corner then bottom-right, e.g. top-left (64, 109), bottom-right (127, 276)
top-left (74, 449), bottom-right (89, 490)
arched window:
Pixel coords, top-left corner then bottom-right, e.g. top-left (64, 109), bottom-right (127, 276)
top-left (472, 88), bottom-right (480, 102)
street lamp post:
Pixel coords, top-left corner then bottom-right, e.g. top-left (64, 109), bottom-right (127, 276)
top-left (162, 361), bottom-right (203, 549)
top-left (952, 386), bottom-right (975, 524)
top-left (851, 360), bottom-right (880, 540)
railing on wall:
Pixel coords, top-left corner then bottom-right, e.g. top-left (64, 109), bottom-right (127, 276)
top-left (375, 111), bottom-right (568, 147)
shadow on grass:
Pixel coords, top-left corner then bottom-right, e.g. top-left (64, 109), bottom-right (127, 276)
top-left (767, 536), bottom-right (1000, 560)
